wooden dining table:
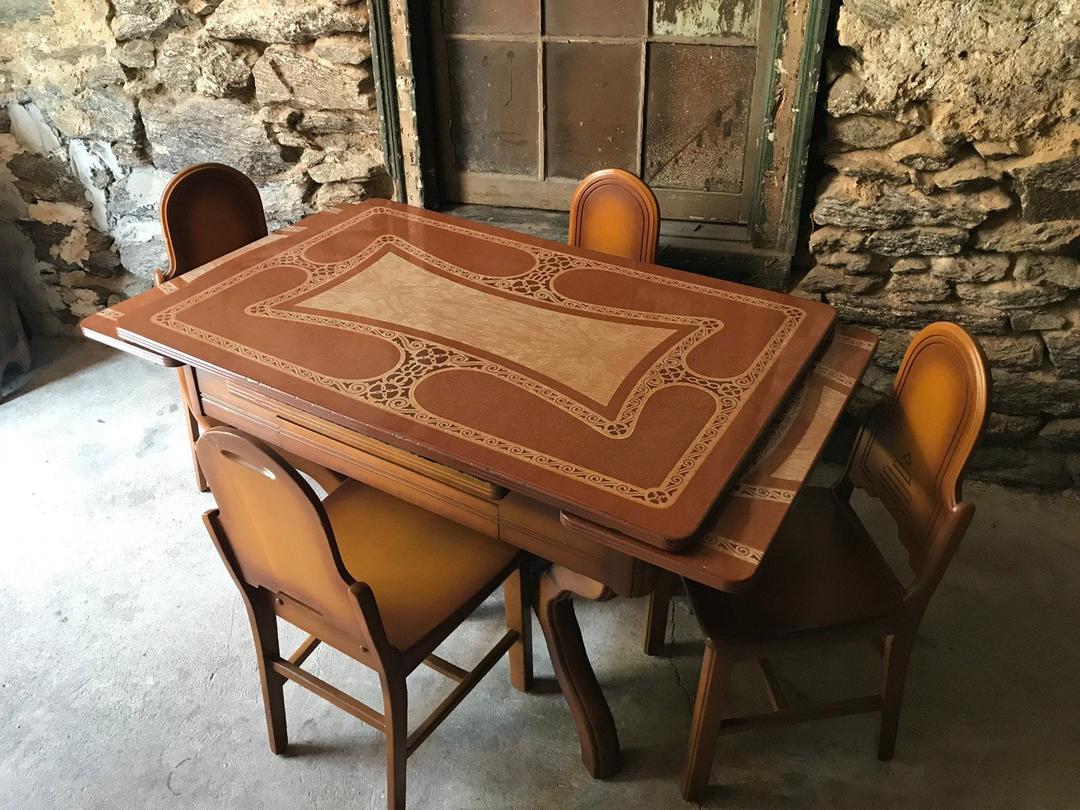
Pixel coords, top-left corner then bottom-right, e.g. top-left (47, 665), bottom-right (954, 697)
top-left (81, 199), bottom-right (877, 778)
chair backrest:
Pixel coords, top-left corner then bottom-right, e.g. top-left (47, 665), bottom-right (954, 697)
top-left (568, 168), bottom-right (660, 264)
top-left (194, 428), bottom-right (371, 645)
top-left (846, 322), bottom-right (990, 606)
top-left (159, 162), bottom-right (268, 280)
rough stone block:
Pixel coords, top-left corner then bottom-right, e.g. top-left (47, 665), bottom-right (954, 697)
top-left (975, 216), bottom-right (1080, 253)
top-left (884, 273), bottom-right (950, 304)
top-left (28, 84), bottom-right (139, 143)
top-left (310, 179), bottom-right (369, 209)
top-left (155, 35), bottom-right (202, 92)
top-left (973, 141), bottom-right (1023, 160)
top-left (306, 149), bottom-right (383, 184)
top-left (254, 45), bottom-right (373, 110)
top-left (111, 0), bottom-right (177, 40)
top-left (312, 33), bottom-right (372, 65)
top-left (825, 71), bottom-right (875, 117)
top-left (0, 0), bottom-right (51, 23)
top-left (926, 154), bottom-right (1002, 191)
top-left (115, 40), bottom-right (157, 69)
top-left (815, 251), bottom-right (875, 274)
top-left (872, 328), bottom-right (917, 369)
top-left (795, 265), bottom-right (843, 294)
top-left (259, 177), bottom-right (312, 226)
top-left (823, 150), bottom-right (912, 183)
top-left (205, 0), bottom-right (368, 43)
top-left (969, 446), bottom-right (1072, 489)
top-left (1044, 327), bottom-right (1080, 378)
top-left (7, 103), bottom-right (63, 156)
top-left (825, 115), bottom-right (919, 150)
top-left (929, 252), bottom-right (1011, 283)
top-left (889, 257), bottom-right (930, 274)
top-left (1039, 418), bottom-right (1080, 449)
top-left (1009, 309), bottom-right (1069, 332)
top-left (888, 132), bottom-right (959, 171)
top-left (8, 153), bottom-right (84, 202)
top-left (985, 412), bottom-right (1045, 444)
top-left (108, 166), bottom-right (174, 220)
top-left (956, 279), bottom-right (1070, 310)
top-left (197, 39), bottom-right (259, 97)
top-left (826, 294), bottom-right (1009, 333)
top-left (1009, 131), bottom-right (1080, 222)
top-left (992, 369), bottom-right (1080, 417)
top-left (865, 225), bottom-right (968, 256)
top-left (141, 95), bottom-right (290, 178)
top-left (295, 109), bottom-right (380, 135)
top-left (1013, 254), bottom-right (1080, 290)
top-left (808, 225), bottom-right (866, 255)
top-left (813, 176), bottom-right (1012, 230)
top-left (835, 0), bottom-right (1077, 144)
top-left (979, 334), bottom-right (1044, 370)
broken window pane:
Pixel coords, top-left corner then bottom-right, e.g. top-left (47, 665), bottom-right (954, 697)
top-left (651, 0), bottom-right (759, 40)
top-left (644, 43), bottom-right (755, 192)
top-left (442, 0), bottom-right (538, 35)
top-left (545, 0), bottom-right (647, 38)
top-left (546, 43), bottom-right (642, 179)
top-left (447, 41), bottom-right (539, 174)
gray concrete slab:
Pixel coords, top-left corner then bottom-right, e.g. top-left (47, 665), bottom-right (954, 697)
top-left (2, 339), bottom-right (1078, 808)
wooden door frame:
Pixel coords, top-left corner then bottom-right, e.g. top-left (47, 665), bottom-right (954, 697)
top-left (370, 0), bottom-right (833, 283)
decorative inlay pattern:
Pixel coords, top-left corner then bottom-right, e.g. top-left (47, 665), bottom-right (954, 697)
top-left (730, 484), bottom-right (795, 502)
top-left (301, 251), bottom-right (679, 405)
top-left (148, 205), bottom-right (810, 509)
top-left (813, 362), bottom-right (857, 389)
top-left (835, 332), bottom-right (876, 351)
top-left (698, 532), bottom-right (764, 564)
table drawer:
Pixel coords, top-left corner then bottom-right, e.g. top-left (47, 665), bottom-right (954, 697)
top-left (499, 493), bottom-right (655, 597)
top-left (197, 372), bottom-right (502, 538)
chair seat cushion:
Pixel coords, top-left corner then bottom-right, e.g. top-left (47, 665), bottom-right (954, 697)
top-left (323, 480), bottom-right (518, 653)
top-left (686, 487), bottom-right (904, 643)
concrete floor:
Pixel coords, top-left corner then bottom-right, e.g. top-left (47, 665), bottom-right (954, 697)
top-left (2, 338), bottom-right (1079, 809)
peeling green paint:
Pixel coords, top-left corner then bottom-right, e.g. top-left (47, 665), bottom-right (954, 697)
top-left (653, 0), bottom-right (758, 40)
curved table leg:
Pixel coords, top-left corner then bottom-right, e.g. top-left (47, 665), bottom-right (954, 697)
top-left (536, 564), bottom-right (621, 778)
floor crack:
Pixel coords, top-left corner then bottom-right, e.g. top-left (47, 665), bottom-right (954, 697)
top-left (667, 602), bottom-right (694, 716)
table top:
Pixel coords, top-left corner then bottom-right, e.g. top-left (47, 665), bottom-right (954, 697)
top-left (94, 200), bottom-right (836, 549)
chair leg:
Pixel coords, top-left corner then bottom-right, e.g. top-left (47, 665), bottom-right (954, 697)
top-left (681, 642), bottom-right (732, 803)
top-left (878, 632), bottom-right (915, 761)
top-left (504, 563), bottom-right (534, 692)
top-left (245, 595), bottom-right (288, 754)
top-left (381, 673), bottom-right (408, 810)
top-left (643, 571), bottom-right (678, 656)
top-left (185, 407), bottom-right (209, 493)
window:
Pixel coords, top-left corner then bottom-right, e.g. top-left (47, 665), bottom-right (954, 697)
top-left (428, 0), bottom-right (774, 224)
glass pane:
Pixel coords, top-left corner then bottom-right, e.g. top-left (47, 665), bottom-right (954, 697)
top-left (447, 41), bottom-right (539, 174)
top-left (545, 0), bottom-right (647, 37)
top-left (652, 0), bottom-right (758, 40)
top-left (442, 0), bottom-right (538, 35)
top-left (644, 43), bottom-right (755, 192)
top-left (546, 43), bottom-right (641, 180)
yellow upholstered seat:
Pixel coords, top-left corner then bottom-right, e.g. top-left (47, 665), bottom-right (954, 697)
top-left (324, 480), bottom-right (519, 653)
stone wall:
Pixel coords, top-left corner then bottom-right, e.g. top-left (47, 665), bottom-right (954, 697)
top-left (0, 0), bottom-right (391, 334)
top-left (799, 0), bottom-right (1080, 491)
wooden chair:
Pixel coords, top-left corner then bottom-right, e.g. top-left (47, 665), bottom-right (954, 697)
top-left (679, 322), bottom-right (991, 801)
top-left (568, 169), bottom-right (675, 654)
top-left (568, 168), bottom-right (660, 265)
top-left (195, 427), bottom-right (533, 810)
top-left (157, 163), bottom-right (342, 493)
top-left (158, 162), bottom-right (268, 281)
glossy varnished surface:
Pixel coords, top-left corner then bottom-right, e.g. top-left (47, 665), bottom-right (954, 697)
top-left (93, 199), bottom-right (834, 547)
